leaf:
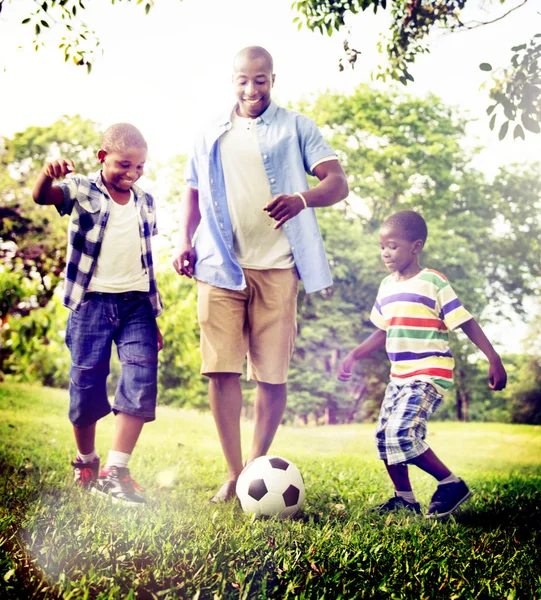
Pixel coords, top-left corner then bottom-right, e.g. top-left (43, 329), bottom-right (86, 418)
top-left (521, 113), bottom-right (541, 133)
top-left (22, 18), bottom-right (31, 24)
top-left (510, 44), bottom-right (527, 52)
top-left (486, 104), bottom-right (497, 115)
top-left (489, 114), bottom-right (497, 131)
top-left (498, 120), bottom-right (509, 140)
top-left (479, 63), bottom-right (492, 72)
top-left (513, 124), bottom-right (525, 140)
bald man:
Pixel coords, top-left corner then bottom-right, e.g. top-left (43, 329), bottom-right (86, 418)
top-left (174, 46), bottom-right (349, 502)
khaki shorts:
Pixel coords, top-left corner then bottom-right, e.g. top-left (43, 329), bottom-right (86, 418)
top-left (197, 268), bottom-right (298, 384)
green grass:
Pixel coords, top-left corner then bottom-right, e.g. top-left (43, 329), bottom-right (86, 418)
top-left (1, 382), bottom-right (540, 599)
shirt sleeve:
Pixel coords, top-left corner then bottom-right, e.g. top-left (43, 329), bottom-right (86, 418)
top-left (54, 176), bottom-right (79, 216)
top-left (184, 142), bottom-right (199, 190)
top-left (297, 114), bottom-right (337, 176)
top-left (437, 282), bottom-right (473, 331)
top-left (369, 283), bottom-right (388, 331)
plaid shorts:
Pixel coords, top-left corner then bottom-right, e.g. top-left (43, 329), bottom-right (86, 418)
top-left (375, 380), bottom-right (443, 465)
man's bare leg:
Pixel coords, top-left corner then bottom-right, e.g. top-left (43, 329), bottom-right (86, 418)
top-left (247, 381), bottom-right (287, 464)
top-left (208, 373), bottom-right (244, 501)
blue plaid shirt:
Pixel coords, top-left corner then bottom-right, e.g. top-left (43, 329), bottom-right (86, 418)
top-left (185, 101), bottom-right (337, 293)
top-left (56, 171), bottom-right (163, 317)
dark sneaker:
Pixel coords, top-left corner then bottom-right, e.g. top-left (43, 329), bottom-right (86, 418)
top-left (71, 457), bottom-right (100, 488)
top-left (375, 495), bottom-right (421, 514)
top-left (427, 479), bottom-right (471, 519)
top-left (92, 466), bottom-right (146, 506)
top-left (209, 480), bottom-right (237, 503)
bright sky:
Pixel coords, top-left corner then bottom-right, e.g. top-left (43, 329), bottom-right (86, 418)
top-left (1, 0), bottom-right (540, 174)
top-left (1, 0), bottom-right (540, 352)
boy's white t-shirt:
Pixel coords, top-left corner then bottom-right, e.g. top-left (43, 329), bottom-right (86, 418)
top-left (88, 190), bottom-right (150, 293)
top-left (219, 111), bottom-right (294, 270)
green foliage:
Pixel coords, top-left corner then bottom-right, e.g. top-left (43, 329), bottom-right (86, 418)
top-left (293, 0), bottom-right (539, 138)
top-left (156, 261), bottom-right (207, 409)
top-left (1, 383), bottom-right (541, 598)
top-left (11, 0), bottom-right (159, 70)
top-left (1, 294), bottom-right (71, 387)
top-left (295, 86), bottom-right (541, 422)
top-left (483, 33), bottom-right (541, 140)
top-left (0, 115), bottom-right (101, 374)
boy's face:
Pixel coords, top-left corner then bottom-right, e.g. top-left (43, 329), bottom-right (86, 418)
top-left (233, 55), bottom-right (275, 119)
top-left (379, 225), bottom-right (423, 276)
top-left (97, 147), bottom-right (147, 193)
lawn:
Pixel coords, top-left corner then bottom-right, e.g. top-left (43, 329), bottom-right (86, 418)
top-left (1, 382), bottom-right (540, 599)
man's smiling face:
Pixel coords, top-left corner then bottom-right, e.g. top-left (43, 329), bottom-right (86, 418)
top-left (233, 54), bottom-right (275, 119)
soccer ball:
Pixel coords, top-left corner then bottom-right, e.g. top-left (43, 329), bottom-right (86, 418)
top-left (236, 455), bottom-right (305, 518)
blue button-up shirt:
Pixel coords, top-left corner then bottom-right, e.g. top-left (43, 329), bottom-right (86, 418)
top-left (185, 101), bottom-right (337, 294)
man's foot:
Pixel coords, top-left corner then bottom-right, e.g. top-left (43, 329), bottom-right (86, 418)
top-left (374, 495), bottom-right (421, 514)
top-left (209, 480), bottom-right (237, 503)
top-left (92, 466), bottom-right (146, 506)
top-left (71, 456), bottom-right (100, 488)
top-left (427, 479), bottom-right (471, 519)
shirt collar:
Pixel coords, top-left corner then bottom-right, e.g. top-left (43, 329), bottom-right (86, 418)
top-left (219, 100), bottom-right (278, 129)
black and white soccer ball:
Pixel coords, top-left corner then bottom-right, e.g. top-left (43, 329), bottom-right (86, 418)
top-left (236, 455), bottom-right (305, 518)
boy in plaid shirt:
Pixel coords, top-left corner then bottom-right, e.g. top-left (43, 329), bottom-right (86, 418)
top-left (338, 210), bottom-right (507, 518)
top-left (33, 123), bottom-right (162, 506)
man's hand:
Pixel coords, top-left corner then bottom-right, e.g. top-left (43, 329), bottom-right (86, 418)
top-left (488, 357), bottom-right (507, 391)
top-left (43, 158), bottom-right (75, 180)
top-left (157, 326), bottom-right (164, 352)
top-left (263, 193), bottom-right (305, 229)
top-left (173, 243), bottom-right (196, 278)
top-left (337, 354), bottom-right (356, 382)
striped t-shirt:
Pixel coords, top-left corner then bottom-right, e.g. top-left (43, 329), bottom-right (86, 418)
top-left (370, 269), bottom-right (472, 391)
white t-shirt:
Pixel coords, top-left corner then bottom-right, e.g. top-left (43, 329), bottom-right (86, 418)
top-left (219, 111), bottom-right (294, 270)
top-left (89, 191), bottom-right (150, 293)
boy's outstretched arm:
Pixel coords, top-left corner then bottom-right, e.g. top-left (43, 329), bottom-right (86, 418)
top-left (337, 329), bottom-right (387, 382)
top-left (33, 159), bottom-right (75, 205)
top-left (460, 318), bottom-right (507, 390)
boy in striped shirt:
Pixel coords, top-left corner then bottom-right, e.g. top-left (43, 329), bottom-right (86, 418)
top-left (338, 210), bottom-right (507, 518)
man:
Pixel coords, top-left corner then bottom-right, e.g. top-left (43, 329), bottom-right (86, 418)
top-left (173, 46), bottom-right (348, 502)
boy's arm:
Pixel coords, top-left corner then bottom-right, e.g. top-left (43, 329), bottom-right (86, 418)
top-left (32, 159), bottom-right (75, 205)
top-left (337, 329), bottom-right (387, 382)
top-left (460, 318), bottom-right (507, 390)
top-left (172, 186), bottom-right (201, 278)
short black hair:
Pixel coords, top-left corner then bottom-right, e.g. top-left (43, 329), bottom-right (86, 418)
top-left (101, 123), bottom-right (147, 153)
top-left (381, 210), bottom-right (428, 243)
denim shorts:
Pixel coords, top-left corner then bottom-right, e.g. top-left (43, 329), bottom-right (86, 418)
top-left (375, 380), bottom-right (443, 465)
top-left (65, 291), bottom-right (158, 428)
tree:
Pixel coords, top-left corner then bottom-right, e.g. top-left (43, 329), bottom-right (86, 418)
top-left (290, 85), bottom-right (541, 422)
top-left (2, 0), bottom-right (162, 72)
top-left (293, 0), bottom-right (539, 138)
top-left (0, 115), bottom-right (101, 376)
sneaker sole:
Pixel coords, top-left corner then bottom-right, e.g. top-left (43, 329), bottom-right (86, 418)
top-left (426, 490), bottom-right (472, 519)
top-left (90, 487), bottom-right (146, 507)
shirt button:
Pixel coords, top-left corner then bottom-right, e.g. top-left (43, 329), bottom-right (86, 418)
top-left (214, 201), bottom-right (218, 206)
top-left (291, 246), bottom-right (295, 251)
top-left (263, 154), bottom-right (268, 160)
top-left (284, 224), bottom-right (289, 229)
top-left (257, 118), bottom-right (262, 123)
top-left (270, 178), bottom-right (276, 183)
